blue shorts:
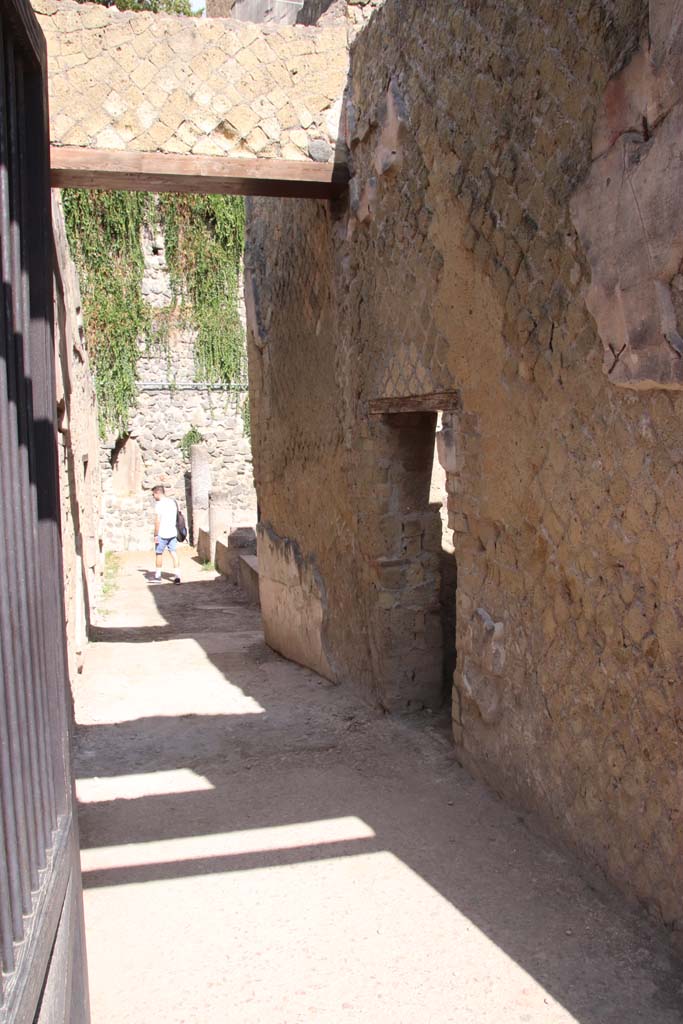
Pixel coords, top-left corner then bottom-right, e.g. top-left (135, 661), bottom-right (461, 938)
top-left (156, 536), bottom-right (177, 555)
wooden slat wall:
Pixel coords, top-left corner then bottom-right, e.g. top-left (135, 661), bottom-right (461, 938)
top-left (0, 1), bottom-right (86, 1021)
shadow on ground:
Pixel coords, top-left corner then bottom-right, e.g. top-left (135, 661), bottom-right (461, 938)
top-left (76, 569), bottom-right (683, 1024)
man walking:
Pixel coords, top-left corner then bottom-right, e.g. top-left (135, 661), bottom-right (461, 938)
top-left (152, 484), bottom-right (181, 584)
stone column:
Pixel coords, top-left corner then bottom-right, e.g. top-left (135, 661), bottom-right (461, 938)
top-left (208, 490), bottom-right (232, 564)
top-left (190, 444), bottom-right (211, 546)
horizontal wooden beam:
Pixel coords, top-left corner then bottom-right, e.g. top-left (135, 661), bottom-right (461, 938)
top-left (369, 391), bottom-right (461, 416)
top-left (50, 146), bottom-right (349, 200)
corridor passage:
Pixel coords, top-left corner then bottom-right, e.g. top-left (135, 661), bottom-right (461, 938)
top-left (74, 554), bottom-right (683, 1024)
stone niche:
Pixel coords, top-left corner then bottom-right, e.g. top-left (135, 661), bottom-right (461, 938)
top-left (367, 409), bottom-right (445, 712)
top-left (110, 435), bottom-right (144, 498)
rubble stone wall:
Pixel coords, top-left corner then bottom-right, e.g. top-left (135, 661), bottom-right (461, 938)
top-left (53, 192), bottom-right (104, 683)
top-left (101, 214), bottom-right (255, 551)
top-left (100, 379), bottom-right (254, 552)
top-left (34, 0), bottom-right (348, 161)
top-left (297, 0), bottom-right (383, 35)
top-left (247, 0), bottom-right (683, 939)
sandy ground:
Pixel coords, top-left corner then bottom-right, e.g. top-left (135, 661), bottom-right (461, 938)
top-left (73, 551), bottom-right (683, 1024)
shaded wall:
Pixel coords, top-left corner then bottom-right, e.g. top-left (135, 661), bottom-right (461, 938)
top-left (246, 0), bottom-right (683, 939)
top-left (53, 192), bottom-right (104, 681)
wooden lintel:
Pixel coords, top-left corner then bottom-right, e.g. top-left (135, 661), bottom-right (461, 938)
top-left (368, 391), bottom-right (461, 416)
top-left (50, 146), bottom-right (349, 200)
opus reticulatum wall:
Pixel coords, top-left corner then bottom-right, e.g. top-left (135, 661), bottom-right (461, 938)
top-left (246, 0), bottom-right (683, 942)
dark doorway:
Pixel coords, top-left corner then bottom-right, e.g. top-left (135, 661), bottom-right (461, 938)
top-left (368, 402), bottom-right (456, 714)
top-left (430, 414), bottom-right (457, 704)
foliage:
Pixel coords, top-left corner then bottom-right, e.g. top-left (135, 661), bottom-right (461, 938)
top-left (63, 190), bottom-right (246, 437)
top-left (101, 551), bottom-right (121, 605)
top-left (158, 194), bottom-right (246, 386)
top-left (63, 189), bottom-right (153, 437)
top-left (180, 425), bottom-right (204, 459)
top-left (74, 0), bottom-right (197, 14)
top-left (241, 392), bottom-right (251, 439)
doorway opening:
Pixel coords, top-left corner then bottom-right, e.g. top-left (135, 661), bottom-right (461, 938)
top-left (370, 393), bottom-right (458, 716)
top-left (430, 413), bottom-right (457, 707)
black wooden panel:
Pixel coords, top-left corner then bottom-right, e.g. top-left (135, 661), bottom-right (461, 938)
top-left (0, 16), bottom-right (35, 944)
top-left (0, 0), bottom-right (90, 1020)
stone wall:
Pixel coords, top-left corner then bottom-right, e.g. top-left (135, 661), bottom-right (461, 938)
top-left (206, 0), bottom-right (239, 14)
top-left (295, 0), bottom-right (341, 25)
top-left (100, 213), bottom-right (256, 552)
top-left (571, 0), bottom-right (683, 389)
top-left (257, 522), bottom-right (333, 678)
top-left (246, 0), bottom-right (683, 941)
top-left (53, 192), bottom-right (104, 683)
top-left (35, 0), bottom-right (348, 161)
top-left (207, 0), bottom-right (303, 25)
top-left (206, 0), bottom-right (380, 34)
top-left (101, 383), bottom-right (254, 551)
top-left (297, 0), bottom-right (383, 36)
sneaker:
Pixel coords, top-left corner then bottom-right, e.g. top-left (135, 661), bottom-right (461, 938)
top-left (173, 576), bottom-right (181, 585)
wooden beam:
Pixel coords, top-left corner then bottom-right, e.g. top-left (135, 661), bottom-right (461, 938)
top-left (50, 146), bottom-right (349, 200)
top-left (368, 391), bottom-right (461, 416)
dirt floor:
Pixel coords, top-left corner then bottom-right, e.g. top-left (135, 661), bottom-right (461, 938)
top-left (73, 551), bottom-right (683, 1023)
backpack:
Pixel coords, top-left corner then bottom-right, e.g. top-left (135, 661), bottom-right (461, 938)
top-left (175, 502), bottom-right (188, 543)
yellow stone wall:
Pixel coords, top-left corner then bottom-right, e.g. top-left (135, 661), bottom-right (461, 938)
top-left (246, 0), bottom-right (683, 943)
top-left (52, 192), bottom-right (104, 684)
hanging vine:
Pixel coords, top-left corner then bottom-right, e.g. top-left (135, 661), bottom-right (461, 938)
top-left (62, 188), bottom-right (153, 437)
top-left (63, 190), bottom-right (247, 438)
top-left (158, 194), bottom-right (246, 386)
top-left (241, 393), bottom-right (251, 438)
top-left (75, 0), bottom-right (195, 14)
top-left (180, 424), bottom-right (204, 459)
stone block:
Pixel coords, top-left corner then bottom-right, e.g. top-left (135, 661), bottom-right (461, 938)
top-left (238, 554), bottom-right (260, 605)
top-left (197, 527), bottom-right (212, 564)
top-left (257, 523), bottom-right (333, 681)
top-left (308, 137), bottom-right (333, 162)
top-left (228, 525), bottom-right (257, 550)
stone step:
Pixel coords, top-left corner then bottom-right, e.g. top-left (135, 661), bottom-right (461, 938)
top-left (238, 554), bottom-right (260, 606)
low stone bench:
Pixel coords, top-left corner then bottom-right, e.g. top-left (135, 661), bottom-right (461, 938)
top-left (197, 527), bottom-right (212, 564)
top-left (215, 525), bottom-right (256, 583)
top-left (238, 554), bottom-right (260, 606)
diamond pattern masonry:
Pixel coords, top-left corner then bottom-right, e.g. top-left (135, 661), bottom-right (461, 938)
top-left (34, 0), bottom-right (348, 160)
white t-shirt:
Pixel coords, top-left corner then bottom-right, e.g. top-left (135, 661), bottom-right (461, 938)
top-left (155, 496), bottom-right (177, 539)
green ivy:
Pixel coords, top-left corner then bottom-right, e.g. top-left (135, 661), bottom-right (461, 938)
top-left (62, 189), bottom-right (153, 437)
top-left (158, 194), bottom-right (246, 386)
top-left (180, 425), bottom-right (204, 459)
top-left (74, 0), bottom-right (197, 14)
top-left (62, 190), bottom-right (246, 438)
